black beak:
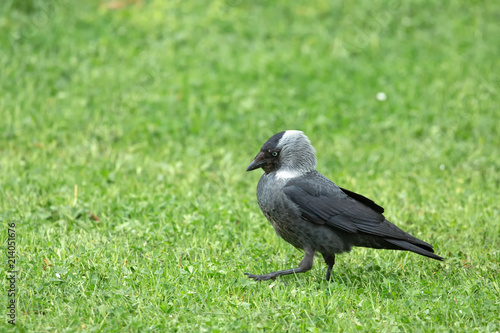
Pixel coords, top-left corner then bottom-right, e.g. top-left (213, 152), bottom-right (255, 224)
top-left (246, 151), bottom-right (266, 171)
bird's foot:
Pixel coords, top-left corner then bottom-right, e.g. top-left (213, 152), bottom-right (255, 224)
top-left (244, 272), bottom-right (277, 281)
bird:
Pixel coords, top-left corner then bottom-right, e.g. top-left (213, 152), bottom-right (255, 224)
top-left (245, 130), bottom-right (444, 281)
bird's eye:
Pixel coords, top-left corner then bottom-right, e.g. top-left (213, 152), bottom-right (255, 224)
top-left (272, 152), bottom-right (279, 157)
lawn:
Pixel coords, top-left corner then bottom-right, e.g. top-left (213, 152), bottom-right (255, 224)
top-left (1, 0), bottom-right (499, 331)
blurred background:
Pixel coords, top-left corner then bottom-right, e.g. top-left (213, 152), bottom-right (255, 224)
top-left (2, 0), bottom-right (498, 224)
top-left (2, 0), bottom-right (498, 197)
top-left (0, 0), bottom-right (499, 331)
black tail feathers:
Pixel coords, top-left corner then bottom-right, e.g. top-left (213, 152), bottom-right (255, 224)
top-left (385, 238), bottom-right (444, 261)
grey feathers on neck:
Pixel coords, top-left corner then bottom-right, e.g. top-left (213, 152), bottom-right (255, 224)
top-left (276, 130), bottom-right (317, 178)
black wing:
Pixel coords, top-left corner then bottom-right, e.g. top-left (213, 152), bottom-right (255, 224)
top-left (339, 187), bottom-right (384, 214)
top-left (283, 174), bottom-right (443, 260)
top-left (283, 176), bottom-right (386, 234)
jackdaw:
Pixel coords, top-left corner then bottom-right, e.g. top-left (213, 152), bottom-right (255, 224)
top-left (245, 130), bottom-right (443, 281)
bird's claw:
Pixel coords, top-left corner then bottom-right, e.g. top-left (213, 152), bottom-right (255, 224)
top-left (244, 272), bottom-right (276, 281)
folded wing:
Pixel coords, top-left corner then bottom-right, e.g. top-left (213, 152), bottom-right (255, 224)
top-left (283, 174), bottom-right (443, 260)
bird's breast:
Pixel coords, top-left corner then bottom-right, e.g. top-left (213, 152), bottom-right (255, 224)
top-left (255, 174), bottom-right (306, 247)
top-left (256, 174), bottom-right (288, 213)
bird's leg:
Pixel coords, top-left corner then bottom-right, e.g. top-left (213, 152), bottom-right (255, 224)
top-left (245, 249), bottom-right (315, 281)
top-left (322, 254), bottom-right (335, 281)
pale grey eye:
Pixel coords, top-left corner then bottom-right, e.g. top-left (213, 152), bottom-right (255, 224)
top-left (272, 152), bottom-right (279, 157)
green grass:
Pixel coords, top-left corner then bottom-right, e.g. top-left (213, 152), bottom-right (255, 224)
top-left (1, 0), bottom-right (499, 331)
